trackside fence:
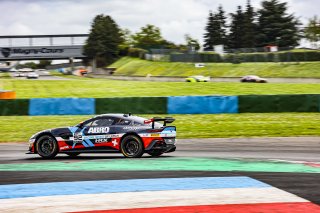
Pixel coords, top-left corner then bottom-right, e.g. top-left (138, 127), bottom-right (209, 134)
top-left (1, 94), bottom-right (320, 116)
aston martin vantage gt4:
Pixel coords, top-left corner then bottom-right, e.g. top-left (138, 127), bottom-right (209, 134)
top-left (27, 114), bottom-right (176, 158)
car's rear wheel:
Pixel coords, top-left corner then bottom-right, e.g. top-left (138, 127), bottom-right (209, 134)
top-left (66, 153), bottom-right (80, 157)
top-left (36, 135), bottom-right (58, 159)
top-left (120, 135), bottom-right (144, 158)
top-left (147, 150), bottom-right (164, 157)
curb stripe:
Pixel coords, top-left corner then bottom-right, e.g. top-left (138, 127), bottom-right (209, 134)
top-left (0, 188), bottom-right (307, 213)
top-left (0, 176), bottom-right (269, 199)
top-left (71, 202), bottom-right (320, 213)
top-left (1, 157), bottom-right (319, 173)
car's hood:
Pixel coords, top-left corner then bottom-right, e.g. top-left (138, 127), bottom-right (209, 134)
top-left (31, 127), bottom-right (70, 138)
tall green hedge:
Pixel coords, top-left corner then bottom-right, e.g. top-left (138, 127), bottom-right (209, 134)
top-left (239, 94), bottom-right (320, 113)
top-left (170, 51), bottom-right (320, 63)
top-left (0, 99), bottom-right (29, 115)
top-left (170, 53), bottom-right (223, 62)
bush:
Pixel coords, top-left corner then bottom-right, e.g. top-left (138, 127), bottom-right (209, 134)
top-left (169, 51), bottom-right (320, 63)
top-left (128, 48), bottom-right (148, 59)
top-left (170, 53), bottom-right (222, 62)
top-left (118, 45), bottom-right (129, 56)
top-left (278, 51), bottom-right (320, 62)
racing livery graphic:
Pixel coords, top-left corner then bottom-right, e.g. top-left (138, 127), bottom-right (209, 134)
top-left (27, 114), bottom-right (176, 158)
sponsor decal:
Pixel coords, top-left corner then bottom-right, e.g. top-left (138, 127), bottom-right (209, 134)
top-left (88, 127), bottom-right (109, 134)
top-left (164, 127), bottom-right (176, 131)
top-left (85, 135), bottom-right (106, 140)
top-left (163, 133), bottom-right (176, 137)
top-left (73, 132), bottom-right (83, 143)
top-left (123, 126), bottom-right (145, 130)
top-left (1, 48), bottom-right (11, 57)
top-left (111, 139), bottom-right (118, 146)
top-left (0, 48), bottom-right (64, 58)
top-left (95, 138), bottom-right (109, 143)
top-left (95, 138), bottom-right (119, 145)
top-left (139, 133), bottom-right (176, 137)
top-left (82, 134), bottom-right (123, 140)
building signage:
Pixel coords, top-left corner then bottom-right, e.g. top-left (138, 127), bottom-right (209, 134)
top-left (0, 45), bottom-right (85, 60)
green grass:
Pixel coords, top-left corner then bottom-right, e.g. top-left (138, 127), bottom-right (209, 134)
top-left (1, 113), bottom-right (320, 142)
top-left (0, 72), bottom-right (11, 79)
top-left (2, 78), bottom-right (320, 98)
top-left (110, 57), bottom-right (320, 78)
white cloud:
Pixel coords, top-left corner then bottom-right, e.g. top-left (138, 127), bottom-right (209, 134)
top-left (0, 0), bottom-right (318, 45)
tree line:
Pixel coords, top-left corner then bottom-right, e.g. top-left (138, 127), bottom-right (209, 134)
top-left (204, 0), bottom-right (301, 50)
top-left (84, 0), bottom-right (319, 67)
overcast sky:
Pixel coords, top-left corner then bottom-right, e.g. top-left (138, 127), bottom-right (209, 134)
top-left (0, 0), bottom-right (318, 45)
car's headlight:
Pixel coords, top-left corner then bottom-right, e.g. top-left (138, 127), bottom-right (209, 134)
top-left (29, 134), bottom-right (37, 143)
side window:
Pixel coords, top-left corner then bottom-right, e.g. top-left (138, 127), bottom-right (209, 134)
top-left (114, 118), bottom-right (132, 126)
top-left (84, 118), bottom-right (116, 127)
top-left (133, 121), bottom-right (143, 126)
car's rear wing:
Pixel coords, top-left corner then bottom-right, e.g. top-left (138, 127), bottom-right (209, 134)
top-left (144, 117), bottom-right (175, 129)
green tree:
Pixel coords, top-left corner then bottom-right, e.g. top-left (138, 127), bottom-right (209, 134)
top-left (120, 28), bottom-right (133, 46)
top-left (203, 11), bottom-right (216, 50)
top-left (228, 6), bottom-right (246, 49)
top-left (217, 5), bottom-right (228, 45)
top-left (185, 34), bottom-right (200, 51)
top-left (305, 16), bottom-right (320, 49)
top-left (118, 28), bottom-right (133, 56)
top-left (256, 0), bottom-right (301, 47)
top-left (131, 24), bottom-right (164, 50)
top-left (37, 60), bottom-right (52, 69)
top-left (203, 6), bottom-right (227, 50)
top-left (17, 62), bottom-right (37, 69)
top-left (84, 14), bottom-right (122, 67)
top-left (243, 0), bottom-right (257, 48)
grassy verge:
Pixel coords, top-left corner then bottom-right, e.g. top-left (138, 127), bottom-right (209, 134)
top-left (1, 113), bottom-right (320, 142)
top-left (110, 57), bottom-right (320, 78)
top-left (0, 72), bottom-right (11, 79)
top-left (2, 78), bottom-right (320, 98)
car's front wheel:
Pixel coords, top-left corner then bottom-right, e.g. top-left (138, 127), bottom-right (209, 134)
top-left (36, 135), bottom-right (58, 159)
top-left (120, 135), bottom-right (144, 158)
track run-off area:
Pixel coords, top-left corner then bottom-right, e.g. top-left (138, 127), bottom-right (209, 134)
top-left (0, 137), bottom-right (319, 212)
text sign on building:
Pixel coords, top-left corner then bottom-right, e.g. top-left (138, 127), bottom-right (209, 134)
top-left (0, 45), bottom-right (85, 60)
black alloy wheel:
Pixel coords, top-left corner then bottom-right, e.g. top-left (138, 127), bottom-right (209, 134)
top-left (120, 135), bottom-right (144, 158)
top-left (36, 135), bottom-right (59, 159)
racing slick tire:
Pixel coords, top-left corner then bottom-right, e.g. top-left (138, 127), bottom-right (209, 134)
top-left (147, 150), bottom-right (164, 157)
top-left (36, 135), bottom-right (59, 159)
top-left (120, 135), bottom-right (144, 158)
top-left (66, 153), bottom-right (80, 157)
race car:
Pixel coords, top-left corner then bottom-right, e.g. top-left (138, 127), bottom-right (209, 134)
top-left (185, 75), bottom-right (211, 82)
top-left (27, 114), bottom-right (176, 159)
top-left (240, 75), bottom-right (268, 83)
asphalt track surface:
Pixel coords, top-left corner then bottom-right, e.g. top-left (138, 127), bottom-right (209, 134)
top-left (10, 71), bottom-right (69, 80)
top-left (100, 75), bottom-right (320, 83)
top-left (0, 137), bottom-right (319, 205)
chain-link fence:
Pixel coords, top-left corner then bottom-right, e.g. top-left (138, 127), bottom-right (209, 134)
top-left (146, 47), bottom-right (320, 63)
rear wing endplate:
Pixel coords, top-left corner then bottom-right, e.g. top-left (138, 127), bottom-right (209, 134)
top-left (144, 117), bottom-right (175, 129)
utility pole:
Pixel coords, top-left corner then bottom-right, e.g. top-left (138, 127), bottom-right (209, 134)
top-left (92, 57), bottom-right (96, 73)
